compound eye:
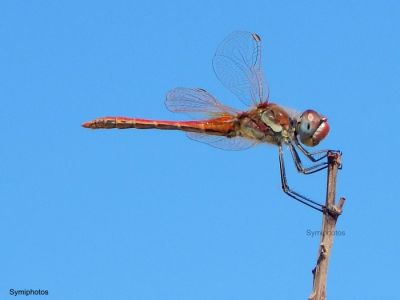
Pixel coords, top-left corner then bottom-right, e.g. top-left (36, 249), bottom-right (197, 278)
top-left (297, 110), bottom-right (329, 146)
top-left (304, 111), bottom-right (320, 132)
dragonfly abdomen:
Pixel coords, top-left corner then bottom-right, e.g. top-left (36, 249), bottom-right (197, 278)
top-left (82, 116), bottom-right (236, 136)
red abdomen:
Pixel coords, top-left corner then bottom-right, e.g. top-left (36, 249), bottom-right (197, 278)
top-left (82, 116), bottom-right (237, 136)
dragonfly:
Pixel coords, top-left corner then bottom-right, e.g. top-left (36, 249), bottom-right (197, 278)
top-left (83, 31), bottom-right (335, 212)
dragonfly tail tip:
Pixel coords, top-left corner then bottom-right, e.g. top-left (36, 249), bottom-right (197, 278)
top-left (82, 121), bottom-right (92, 128)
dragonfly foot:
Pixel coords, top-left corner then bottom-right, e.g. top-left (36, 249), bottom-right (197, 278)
top-left (327, 150), bottom-right (343, 169)
top-left (322, 205), bottom-right (342, 218)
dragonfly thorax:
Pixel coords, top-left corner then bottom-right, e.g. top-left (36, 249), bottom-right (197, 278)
top-left (237, 104), bottom-right (296, 145)
top-left (260, 104), bottom-right (295, 143)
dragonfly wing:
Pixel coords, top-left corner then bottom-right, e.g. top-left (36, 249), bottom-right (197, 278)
top-left (165, 87), bottom-right (238, 119)
top-left (213, 31), bottom-right (269, 107)
top-left (186, 132), bottom-right (257, 151)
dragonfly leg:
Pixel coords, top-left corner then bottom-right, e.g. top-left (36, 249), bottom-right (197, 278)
top-left (294, 138), bottom-right (339, 162)
top-left (294, 141), bottom-right (343, 170)
top-left (278, 145), bottom-right (325, 212)
top-left (288, 143), bottom-right (328, 175)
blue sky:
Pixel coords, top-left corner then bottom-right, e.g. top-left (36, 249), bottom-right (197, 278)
top-left (1, 0), bottom-right (399, 299)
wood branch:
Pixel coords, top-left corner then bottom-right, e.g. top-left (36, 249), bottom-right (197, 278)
top-left (308, 152), bottom-right (345, 300)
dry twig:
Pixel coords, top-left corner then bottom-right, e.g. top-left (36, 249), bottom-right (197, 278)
top-left (308, 152), bottom-right (345, 300)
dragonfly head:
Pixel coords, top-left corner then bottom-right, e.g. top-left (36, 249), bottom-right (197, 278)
top-left (296, 110), bottom-right (330, 147)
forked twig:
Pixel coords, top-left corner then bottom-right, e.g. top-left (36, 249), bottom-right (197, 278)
top-left (308, 152), bottom-right (345, 300)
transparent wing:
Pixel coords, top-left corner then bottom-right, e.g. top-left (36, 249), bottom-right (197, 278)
top-left (213, 31), bottom-right (269, 107)
top-left (186, 132), bottom-right (258, 151)
top-left (165, 87), bottom-right (238, 119)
